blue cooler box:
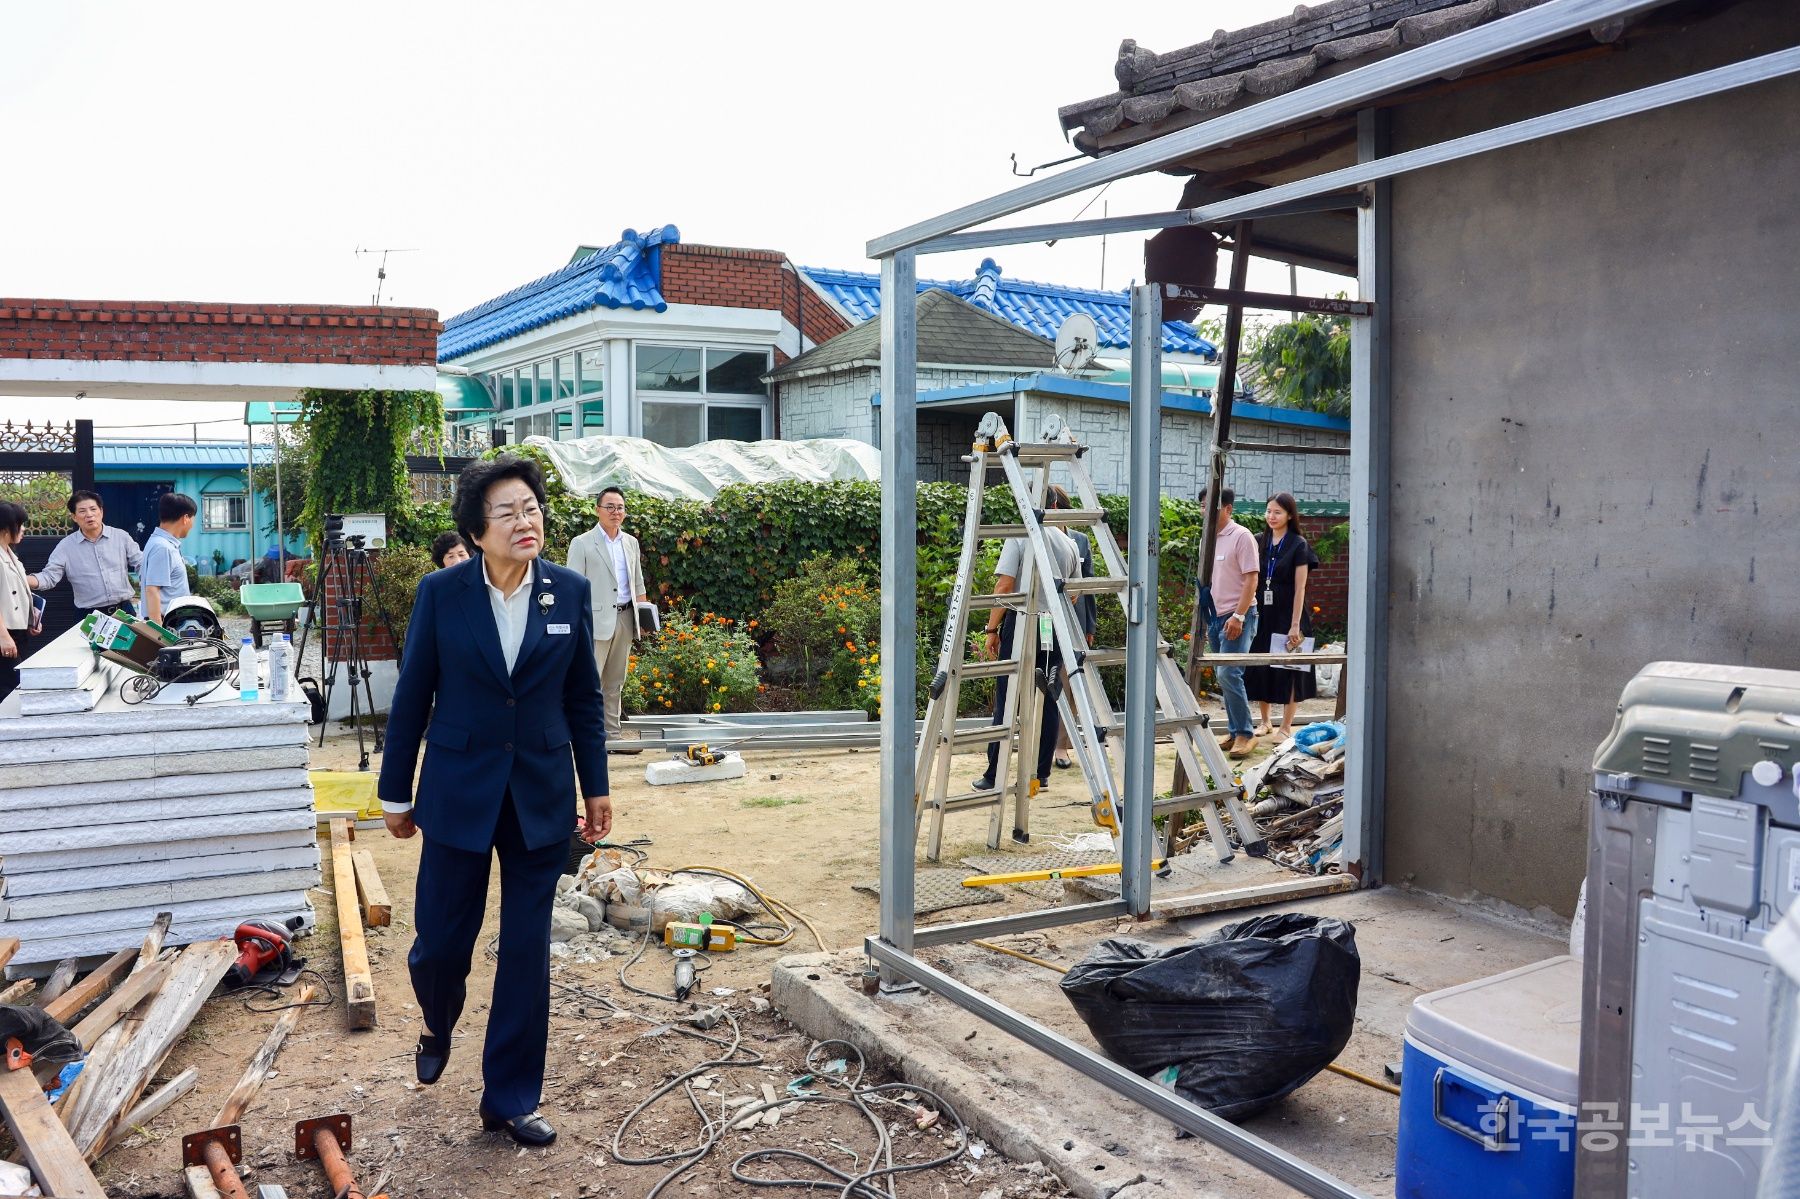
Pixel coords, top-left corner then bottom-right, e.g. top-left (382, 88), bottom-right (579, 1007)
top-left (1396, 955), bottom-right (1581, 1199)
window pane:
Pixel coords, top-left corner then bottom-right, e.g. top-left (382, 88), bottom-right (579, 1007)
top-left (579, 399), bottom-right (605, 435)
top-left (637, 345), bottom-right (701, 393)
top-left (499, 372), bottom-right (517, 410)
top-left (557, 356), bottom-right (576, 400)
top-left (555, 407), bottom-right (578, 440)
top-left (580, 350), bottom-right (605, 395)
top-left (706, 405), bottom-right (763, 442)
top-left (706, 349), bottom-right (770, 396)
top-left (642, 401), bottom-right (704, 448)
top-left (512, 418), bottom-right (531, 443)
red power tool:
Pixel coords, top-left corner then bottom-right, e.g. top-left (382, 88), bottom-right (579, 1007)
top-left (223, 916), bottom-right (306, 990)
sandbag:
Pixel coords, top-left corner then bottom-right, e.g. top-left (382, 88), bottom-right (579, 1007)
top-left (1060, 912), bottom-right (1360, 1120)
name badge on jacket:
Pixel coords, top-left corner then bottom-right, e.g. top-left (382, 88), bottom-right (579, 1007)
top-left (547, 623), bottom-right (571, 635)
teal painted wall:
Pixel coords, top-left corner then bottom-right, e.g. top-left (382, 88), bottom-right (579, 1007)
top-left (93, 465), bottom-right (306, 576)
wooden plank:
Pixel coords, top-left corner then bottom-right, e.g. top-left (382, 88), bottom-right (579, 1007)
top-left (0, 937), bottom-right (19, 970)
top-left (1191, 652), bottom-right (1348, 666)
top-left (59, 939), bottom-right (236, 1159)
top-left (330, 819), bottom-right (377, 1029)
top-left (71, 959), bottom-right (171, 1051)
top-left (0, 979), bottom-right (36, 1004)
top-left (94, 1065), bottom-right (199, 1159)
top-left (136, 911), bottom-right (173, 968)
top-left (34, 957), bottom-right (79, 1005)
top-left (0, 1066), bottom-right (109, 1199)
top-left (43, 947), bottom-right (137, 1024)
top-left (1148, 873), bottom-right (1358, 921)
top-left (213, 983), bottom-right (317, 1126)
top-left (350, 849), bottom-right (392, 927)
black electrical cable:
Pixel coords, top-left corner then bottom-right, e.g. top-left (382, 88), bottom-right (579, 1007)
top-left (238, 967), bottom-right (336, 1014)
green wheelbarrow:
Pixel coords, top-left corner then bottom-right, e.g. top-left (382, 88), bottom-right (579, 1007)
top-left (240, 582), bottom-right (307, 648)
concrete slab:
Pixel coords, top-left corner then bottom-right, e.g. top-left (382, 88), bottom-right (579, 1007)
top-left (772, 887), bottom-right (1567, 1199)
top-left (0, 744), bottom-right (308, 788)
top-left (0, 722), bottom-right (300, 765)
top-left (0, 880), bottom-right (318, 942)
top-left (16, 685), bottom-right (100, 716)
top-left (0, 767), bottom-right (312, 812)
top-left (5, 905), bottom-right (317, 977)
top-left (3, 862), bottom-right (321, 921)
top-left (0, 698), bottom-right (307, 741)
top-left (5, 787), bottom-right (315, 834)
top-left (0, 805), bottom-right (317, 858)
top-left (2, 844), bottom-right (321, 898)
top-left (0, 826), bottom-right (318, 876)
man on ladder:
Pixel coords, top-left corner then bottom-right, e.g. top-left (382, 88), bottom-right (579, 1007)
top-left (971, 487), bottom-right (1080, 795)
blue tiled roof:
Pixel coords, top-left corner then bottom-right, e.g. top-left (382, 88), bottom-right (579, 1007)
top-left (800, 258), bottom-right (1217, 359)
top-left (439, 225), bottom-right (679, 362)
top-left (96, 442), bottom-right (272, 467)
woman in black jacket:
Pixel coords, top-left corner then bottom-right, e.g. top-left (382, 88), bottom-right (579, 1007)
top-left (1243, 492), bottom-right (1319, 740)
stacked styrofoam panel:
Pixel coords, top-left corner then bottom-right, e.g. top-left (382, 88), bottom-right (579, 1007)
top-left (1, 628), bottom-right (318, 975)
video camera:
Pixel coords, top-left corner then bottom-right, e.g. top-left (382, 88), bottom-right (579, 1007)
top-left (324, 513), bottom-right (346, 551)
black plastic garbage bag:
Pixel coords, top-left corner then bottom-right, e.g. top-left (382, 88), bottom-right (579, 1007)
top-left (1059, 912), bottom-right (1360, 1120)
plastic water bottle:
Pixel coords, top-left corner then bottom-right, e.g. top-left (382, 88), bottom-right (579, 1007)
top-left (269, 634), bottom-right (291, 703)
top-left (238, 637), bottom-right (260, 703)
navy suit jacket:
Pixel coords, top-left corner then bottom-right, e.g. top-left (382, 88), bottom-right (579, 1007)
top-left (378, 555), bottom-right (608, 855)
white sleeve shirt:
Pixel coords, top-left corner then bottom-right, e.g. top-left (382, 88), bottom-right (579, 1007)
top-left (484, 558), bottom-right (534, 673)
top-left (603, 531), bottom-right (631, 605)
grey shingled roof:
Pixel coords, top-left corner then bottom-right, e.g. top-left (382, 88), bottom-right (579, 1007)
top-left (1059, 0), bottom-right (1564, 144)
top-left (767, 288), bottom-right (1053, 381)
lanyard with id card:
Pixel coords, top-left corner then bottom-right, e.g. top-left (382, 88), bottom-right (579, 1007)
top-left (1263, 538), bottom-right (1284, 608)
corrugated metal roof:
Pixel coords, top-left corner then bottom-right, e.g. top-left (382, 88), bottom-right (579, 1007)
top-left (799, 258), bottom-right (1217, 359)
top-left (871, 372), bottom-right (1350, 432)
top-left (439, 225), bottom-right (679, 363)
top-left (95, 442), bottom-right (270, 467)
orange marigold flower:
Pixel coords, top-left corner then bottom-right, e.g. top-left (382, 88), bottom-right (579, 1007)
top-left (748, 620), bottom-right (758, 628)
top-left (845, 641), bottom-right (855, 651)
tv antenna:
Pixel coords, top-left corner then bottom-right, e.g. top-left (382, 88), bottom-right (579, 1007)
top-left (354, 246), bottom-right (419, 306)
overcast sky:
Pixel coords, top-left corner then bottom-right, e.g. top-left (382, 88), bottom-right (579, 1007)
top-left (0, 0), bottom-right (1337, 440)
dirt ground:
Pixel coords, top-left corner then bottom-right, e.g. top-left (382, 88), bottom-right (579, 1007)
top-left (92, 696), bottom-right (1338, 1199)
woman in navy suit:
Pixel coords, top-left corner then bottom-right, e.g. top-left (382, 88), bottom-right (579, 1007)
top-left (378, 454), bottom-right (610, 1147)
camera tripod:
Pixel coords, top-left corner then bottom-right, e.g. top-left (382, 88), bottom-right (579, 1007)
top-left (295, 533), bottom-right (402, 771)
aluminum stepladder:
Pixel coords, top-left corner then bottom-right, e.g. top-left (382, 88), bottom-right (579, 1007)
top-left (913, 412), bottom-right (1265, 867)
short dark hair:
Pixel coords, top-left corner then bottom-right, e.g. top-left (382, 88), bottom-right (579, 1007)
top-left (0, 500), bottom-right (26, 539)
top-left (1216, 487), bottom-right (1236, 510)
top-left (158, 492), bottom-right (197, 524)
top-left (597, 486), bottom-right (625, 506)
top-left (430, 531), bottom-right (470, 567)
top-left (453, 453), bottom-right (547, 543)
top-left (1045, 484), bottom-right (1071, 510)
top-left (68, 489), bottom-right (103, 514)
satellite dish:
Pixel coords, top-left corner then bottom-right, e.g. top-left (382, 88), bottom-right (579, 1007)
top-left (1053, 314), bottom-right (1100, 375)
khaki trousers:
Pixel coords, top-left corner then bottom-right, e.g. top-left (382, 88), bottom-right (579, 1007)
top-left (593, 619), bottom-right (634, 740)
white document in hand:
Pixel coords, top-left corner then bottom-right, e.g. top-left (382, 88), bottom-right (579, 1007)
top-left (1269, 637), bottom-right (1316, 670)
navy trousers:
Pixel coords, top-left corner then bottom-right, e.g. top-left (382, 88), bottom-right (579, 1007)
top-left (986, 612), bottom-right (1062, 785)
top-left (409, 791), bottom-right (565, 1119)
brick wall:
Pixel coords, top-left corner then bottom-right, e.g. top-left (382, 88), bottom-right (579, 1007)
top-left (0, 299), bottom-right (441, 365)
top-left (320, 553), bottom-right (399, 663)
top-left (1298, 513), bottom-right (1348, 633)
top-left (659, 246), bottom-right (849, 360)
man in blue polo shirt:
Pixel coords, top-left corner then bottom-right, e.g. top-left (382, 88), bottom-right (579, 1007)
top-left (141, 493), bottom-right (196, 626)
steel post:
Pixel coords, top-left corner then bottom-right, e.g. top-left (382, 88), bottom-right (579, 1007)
top-left (1122, 285), bottom-right (1162, 915)
top-left (876, 252), bottom-right (919, 960)
top-left (1343, 108), bottom-right (1392, 884)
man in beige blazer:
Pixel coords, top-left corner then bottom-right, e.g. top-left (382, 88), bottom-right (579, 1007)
top-left (565, 487), bottom-right (648, 748)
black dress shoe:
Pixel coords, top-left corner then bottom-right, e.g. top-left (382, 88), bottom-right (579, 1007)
top-left (481, 1109), bottom-right (556, 1146)
top-left (415, 1035), bottom-right (449, 1085)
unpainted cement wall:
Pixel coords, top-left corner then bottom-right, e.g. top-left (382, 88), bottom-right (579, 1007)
top-left (1382, 3), bottom-right (1800, 915)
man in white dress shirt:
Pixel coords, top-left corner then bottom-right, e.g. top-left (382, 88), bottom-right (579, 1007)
top-left (565, 486), bottom-right (648, 749)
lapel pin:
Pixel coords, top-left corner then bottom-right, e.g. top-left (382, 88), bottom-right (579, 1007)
top-left (537, 590), bottom-right (555, 616)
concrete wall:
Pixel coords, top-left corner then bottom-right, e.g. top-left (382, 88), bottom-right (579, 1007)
top-left (1381, 2), bottom-right (1800, 916)
top-left (1029, 393), bottom-right (1349, 503)
top-left (781, 366), bottom-right (1351, 503)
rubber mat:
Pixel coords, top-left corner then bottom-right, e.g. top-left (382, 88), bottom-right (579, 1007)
top-left (852, 868), bottom-right (1004, 915)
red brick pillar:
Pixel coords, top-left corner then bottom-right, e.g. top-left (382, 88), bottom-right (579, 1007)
top-left (1299, 515), bottom-right (1350, 632)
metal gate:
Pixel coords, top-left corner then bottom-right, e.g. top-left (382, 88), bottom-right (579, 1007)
top-left (0, 419), bottom-right (97, 646)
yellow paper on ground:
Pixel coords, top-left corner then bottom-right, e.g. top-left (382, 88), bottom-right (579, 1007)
top-left (309, 770), bottom-right (381, 822)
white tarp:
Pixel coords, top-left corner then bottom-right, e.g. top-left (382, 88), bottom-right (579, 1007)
top-left (523, 435), bottom-right (881, 501)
